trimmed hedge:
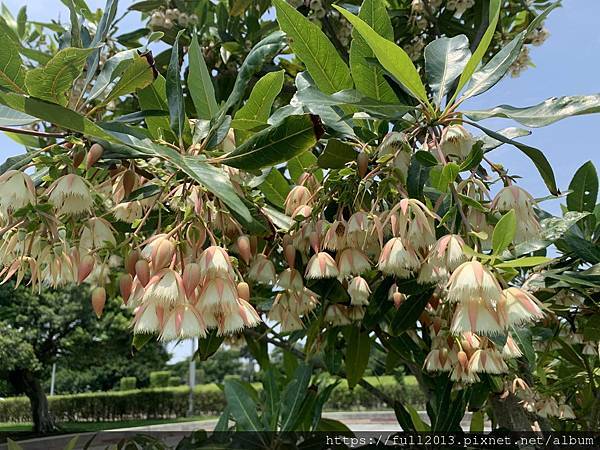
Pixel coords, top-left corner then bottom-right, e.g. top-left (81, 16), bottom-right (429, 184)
top-left (0, 377), bottom-right (426, 423)
top-left (149, 371), bottom-right (171, 388)
top-left (119, 377), bottom-right (137, 391)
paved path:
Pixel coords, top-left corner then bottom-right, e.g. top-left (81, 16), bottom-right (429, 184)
top-left (1, 411), bottom-right (487, 449)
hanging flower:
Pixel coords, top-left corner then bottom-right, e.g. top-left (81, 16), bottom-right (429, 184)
top-left (0, 170), bottom-right (35, 214)
top-left (47, 174), bottom-right (93, 215)
top-left (337, 248), bottom-right (371, 277)
top-left (348, 276), bottom-right (371, 306)
top-left (305, 252), bottom-right (338, 279)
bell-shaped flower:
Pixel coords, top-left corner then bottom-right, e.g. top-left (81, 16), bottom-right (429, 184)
top-left (198, 246), bottom-right (233, 278)
top-left (160, 305), bottom-right (206, 340)
top-left (440, 124), bottom-right (475, 159)
top-left (113, 201), bottom-right (143, 223)
top-left (143, 268), bottom-right (186, 305)
top-left (284, 185), bottom-right (312, 216)
top-left (199, 277), bottom-right (238, 313)
top-left (248, 254), bottom-right (277, 284)
top-left (0, 170), bottom-right (35, 214)
top-left (447, 261), bottom-right (503, 303)
top-left (497, 287), bottom-right (544, 327)
top-left (337, 248), bottom-right (371, 277)
top-left (378, 237), bottom-right (420, 276)
top-left (450, 297), bottom-right (503, 335)
top-left (348, 276), bottom-right (371, 306)
top-left (305, 252), bottom-right (338, 279)
top-left (276, 268), bottom-right (303, 291)
top-left (48, 174), bottom-right (93, 215)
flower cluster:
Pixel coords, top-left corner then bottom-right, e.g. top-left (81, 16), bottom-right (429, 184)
top-left (149, 8), bottom-right (199, 30)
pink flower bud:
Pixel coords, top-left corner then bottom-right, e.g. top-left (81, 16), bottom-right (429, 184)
top-left (357, 151), bottom-right (369, 178)
top-left (237, 235), bottom-right (252, 265)
top-left (122, 170), bottom-right (137, 198)
top-left (135, 259), bottom-right (151, 287)
top-left (78, 254), bottom-right (95, 283)
top-left (182, 263), bottom-right (202, 299)
top-left (91, 286), bottom-right (106, 318)
top-left (125, 250), bottom-right (140, 276)
top-left (284, 185), bottom-right (311, 216)
top-left (86, 143), bottom-right (104, 169)
top-left (237, 282), bottom-right (250, 302)
top-left (284, 244), bottom-right (296, 269)
top-left (72, 148), bottom-right (85, 168)
top-left (153, 239), bottom-right (175, 270)
top-left (119, 273), bottom-right (133, 305)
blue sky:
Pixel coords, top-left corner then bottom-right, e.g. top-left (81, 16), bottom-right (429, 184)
top-left (0, 0), bottom-right (597, 362)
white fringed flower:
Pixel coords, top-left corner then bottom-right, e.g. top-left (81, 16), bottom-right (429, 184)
top-left (450, 298), bottom-right (503, 335)
top-left (133, 304), bottom-right (163, 334)
top-left (497, 287), bottom-right (544, 326)
top-left (305, 252), bottom-right (339, 279)
top-left (348, 276), bottom-right (371, 306)
top-left (284, 185), bottom-right (312, 216)
top-left (276, 268), bottom-right (303, 291)
top-left (198, 246), bottom-right (233, 278)
top-left (113, 201), bottom-right (143, 223)
top-left (248, 254), bottom-right (277, 284)
top-left (423, 349), bottom-right (452, 372)
top-left (48, 174), bottom-right (93, 215)
top-left (440, 124), bottom-right (475, 159)
top-left (160, 305), bottom-right (206, 341)
top-left (502, 335), bottom-right (523, 359)
top-left (0, 170), bottom-right (35, 214)
top-left (143, 268), bottom-right (186, 305)
top-left (447, 261), bottom-right (503, 303)
top-left (337, 248), bottom-right (371, 277)
top-left (199, 277), bottom-right (239, 312)
top-left (324, 304), bottom-right (351, 326)
top-left (79, 217), bottom-right (116, 251)
top-left (378, 237), bottom-right (420, 276)
top-left (468, 349), bottom-right (508, 374)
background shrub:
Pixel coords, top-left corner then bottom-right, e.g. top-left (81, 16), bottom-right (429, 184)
top-left (119, 377), bottom-right (137, 391)
top-left (149, 371), bottom-right (171, 388)
top-left (168, 377), bottom-right (182, 387)
top-left (0, 376), bottom-right (425, 423)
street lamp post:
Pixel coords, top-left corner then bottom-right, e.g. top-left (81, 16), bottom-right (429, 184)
top-left (187, 338), bottom-right (196, 417)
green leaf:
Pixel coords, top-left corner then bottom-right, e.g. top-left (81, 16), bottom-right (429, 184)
top-left (214, 406), bottom-right (231, 431)
top-left (414, 150), bottom-right (438, 167)
top-left (317, 139), bottom-right (357, 169)
top-left (495, 256), bottom-right (551, 268)
top-left (167, 30), bottom-right (186, 144)
top-left (87, 49), bottom-right (138, 102)
top-left (221, 114), bottom-right (320, 171)
top-left (132, 333), bottom-right (154, 350)
top-left (463, 32), bottom-right (524, 99)
top-left (349, 0), bottom-right (397, 102)
top-left (334, 5), bottom-right (428, 104)
top-left (294, 85), bottom-right (414, 120)
top-left (465, 94), bottom-right (600, 128)
top-left (470, 411), bottom-right (484, 432)
top-left (197, 330), bottom-right (224, 361)
top-left (480, 127), bottom-right (531, 152)
top-left (0, 105), bottom-right (36, 126)
top-left (407, 156), bottom-right (430, 199)
top-left (430, 162), bottom-right (459, 193)
top-left (188, 34), bottom-right (219, 120)
top-left (567, 161), bottom-right (598, 213)
top-left (259, 168), bottom-right (290, 208)
top-left (274, 0), bottom-right (352, 95)
top-left (82, 0), bottom-right (118, 89)
top-left (280, 363), bottom-right (312, 431)
top-left (466, 120), bottom-right (559, 195)
top-left (450, 0), bottom-right (501, 103)
top-left (406, 403), bottom-right (430, 431)
top-left (61, 0), bottom-right (82, 47)
top-left (235, 70), bottom-right (284, 124)
top-left (224, 379), bottom-right (262, 431)
top-left (138, 75), bottom-right (175, 141)
top-left (492, 209), bottom-right (516, 254)
top-left (424, 35), bottom-right (470, 105)
top-left (512, 326), bottom-right (536, 366)
top-left (0, 24), bottom-right (26, 94)
top-left (0, 91), bottom-right (117, 142)
top-left (288, 151), bottom-right (318, 183)
top-left (104, 54), bottom-right (155, 104)
top-left (345, 328), bottom-right (371, 389)
top-left (390, 291), bottom-right (431, 335)
top-left (6, 439), bottom-right (23, 450)
top-left (459, 142), bottom-right (484, 171)
top-left (25, 47), bottom-right (95, 105)
top-left (316, 418), bottom-right (352, 432)
top-left (262, 368), bottom-right (280, 429)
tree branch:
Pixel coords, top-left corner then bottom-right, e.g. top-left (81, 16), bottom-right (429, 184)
top-left (0, 126), bottom-right (69, 138)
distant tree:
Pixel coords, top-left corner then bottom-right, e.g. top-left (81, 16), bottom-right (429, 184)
top-left (0, 283), bottom-right (169, 433)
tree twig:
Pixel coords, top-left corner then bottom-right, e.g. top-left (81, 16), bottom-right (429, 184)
top-left (0, 126), bottom-right (69, 138)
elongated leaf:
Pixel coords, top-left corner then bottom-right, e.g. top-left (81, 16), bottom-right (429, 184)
top-left (197, 329), bottom-right (224, 361)
top-left (492, 209), bottom-right (516, 254)
top-left (567, 161), bottom-right (598, 213)
top-left (25, 47), bottom-right (95, 105)
top-left (224, 379), bottom-right (262, 431)
top-left (235, 70), bottom-right (284, 124)
top-left (463, 32), bottom-right (524, 99)
top-left (390, 291), bottom-right (431, 335)
top-left (512, 326), bottom-right (536, 366)
top-left (349, 0), bottom-right (397, 102)
top-left (138, 75), bottom-right (175, 141)
top-left (224, 31), bottom-right (286, 113)
top-left (104, 54), bottom-right (155, 103)
top-left (188, 34), bottom-right (219, 120)
top-left (345, 328), bottom-right (371, 389)
top-left (280, 363), bottom-right (312, 431)
top-left (82, 0), bottom-right (118, 89)
top-left (274, 0), bottom-right (352, 95)
top-left (0, 105), bottom-right (36, 126)
top-left (465, 120), bottom-right (559, 195)
top-left (167, 30), bottom-right (185, 144)
top-left (318, 139), bottom-right (357, 169)
top-left (495, 256), bottom-right (551, 268)
top-left (295, 85), bottom-right (413, 120)
top-left (288, 151), bottom-right (318, 183)
top-left (0, 25), bottom-right (26, 94)
top-left (259, 168), bottom-right (290, 208)
top-left (221, 114), bottom-right (321, 171)
top-left (450, 0), bottom-right (501, 103)
top-left (465, 94), bottom-right (600, 127)
top-left (425, 35), bottom-right (470, 105)
top-left (61, 0), bottom-right (81, 47)
top-left (334, 5), bottom-right (428, 104)
top-left (88, 49), bottom-right (137, 101)
top-left (470, 411), bottom-right (484, 432)
top-left (262, 368), bottom-right (280, 429)
top-left (480, 127), bottom-right (531, 151)
top-left (0, 91), bottom-right (116, 142)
